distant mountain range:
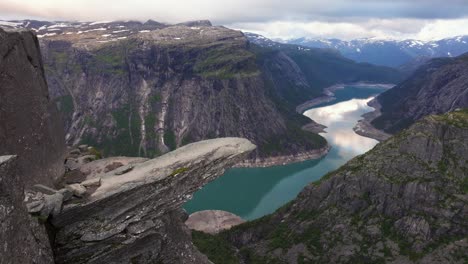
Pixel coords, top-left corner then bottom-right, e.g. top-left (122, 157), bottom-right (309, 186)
top-left (285, 36), bottom-right (468, 68)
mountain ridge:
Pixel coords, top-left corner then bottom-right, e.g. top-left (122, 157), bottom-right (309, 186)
top-left (1, 20), bottom-right (403, 163)
top-left (371, 52), bottom-right (468, 134)
top-left (285, 35), bottom-right (468, 68)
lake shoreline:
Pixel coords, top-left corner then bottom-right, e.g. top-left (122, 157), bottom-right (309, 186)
top-left (353, 98), bottom-right (392, 142)
top-left (237, 83), bottom-right (393, 168)
top-left (187, 88), bottom-right (386, 219)
top-left (296, 82), bottom-right (395, 114)
top-left (235, 145), bottom-right (331, 168)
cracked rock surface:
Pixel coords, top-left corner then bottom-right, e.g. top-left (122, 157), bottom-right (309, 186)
top-left (52, 137), bottom-right (256, 264)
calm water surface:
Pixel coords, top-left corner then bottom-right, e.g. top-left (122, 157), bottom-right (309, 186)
top-left (184, 86), bottom-right (384, 220)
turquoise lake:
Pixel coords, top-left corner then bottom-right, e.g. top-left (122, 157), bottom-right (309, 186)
top-left (184, 85), bottom-right (387, 220)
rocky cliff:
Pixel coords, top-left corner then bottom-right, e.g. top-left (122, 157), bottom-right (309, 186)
top-left (32, 21), bottom-right (326, 164)
top-left (0, 28), bottom-right (66, 264)
top-left (196, 110), bottom-right (468, 263)
top-left (48, 138), bottom-right (255, 263)
top-left (0, 28), bottom-right (66, 187)
top-left (0, 156), bottom-right (55, 263)
top-left (372, 53), bottom-right (468, 134)
top-left (0, 20), bottom-right (402, 164)
top-left (0, 26), bottom-right (259, 264)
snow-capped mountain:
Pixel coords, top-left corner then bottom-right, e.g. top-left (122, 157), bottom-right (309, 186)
top-left (286, 36), bottom-right (468, 67)
top-left (0, 19), bottom-right (210, 45)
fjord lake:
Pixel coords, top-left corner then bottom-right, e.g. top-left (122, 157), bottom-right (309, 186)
top-left (184, 85), bottom-right (387, 220)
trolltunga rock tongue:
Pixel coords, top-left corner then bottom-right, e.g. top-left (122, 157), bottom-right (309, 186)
top-left (52, 137), bottom-right (256, 264)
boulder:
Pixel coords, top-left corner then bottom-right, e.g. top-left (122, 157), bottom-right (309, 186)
top-left (66, 184), bottom-right (87, 197)
top-left (185, 210), bottom-right (246, 234)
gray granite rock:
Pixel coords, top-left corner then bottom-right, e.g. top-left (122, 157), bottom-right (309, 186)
top-left (66, 184), bottom-right (87, 197)
top-left (0, 28), bottom-right (66, 187)
top-left (52, 137), bottom-right (256, 263)
top-left (0, 155), bottom-right (54, 263)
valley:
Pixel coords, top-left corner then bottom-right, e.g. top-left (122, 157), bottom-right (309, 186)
top-left (0, 10), bottom-right (467, 264)
top-left (185, 84), bottom-right (385, 220)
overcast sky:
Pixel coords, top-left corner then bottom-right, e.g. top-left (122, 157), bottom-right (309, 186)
top-left (1, 0), bottom-right (468, 40)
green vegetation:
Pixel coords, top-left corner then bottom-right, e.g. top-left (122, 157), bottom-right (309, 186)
top-left (149, 93), bottom-right (162, 103)
top-left (462, 176), bottom-right (468, 194)
top-left (88, 41), bottom-right (138, 76)
top-left (380, 217), bottom-right (423, 261)
top-left (191, 231), bottom-right (240, 264)
top-left (144, 114), bottom-right (157, 140)
top-left (93, 48), bottom-right (125, 75)
top-left (169, 167), bottom-right (188, 177)
top-left (181, 133), bottom-right (194, 146)
top-left (164, 130), bottom-right (177, 150)
top-left (432, 108), bottom-right (468, 128)
top-left (83, 115), bottom-right (96, 127)
top-left (55, 95), bottom-right (74, 114)
top-left (49, 50), bottom-right (82, 74)
top-left (51, 51), bottom-right (68, 66)
top-left (88, 147), bottom-right (102, 159)
top-left (81, 104), bottom-right (141, 157)
top-left (268, 223), bottom-right (295, 249)
top-left (239, 247), bottom-right (283, 264)
top-left (259, 123), bottom-right (327, 156)
top-left (194, 46), bottom-right (259, 79)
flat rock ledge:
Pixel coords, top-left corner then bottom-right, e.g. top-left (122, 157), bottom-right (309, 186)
top-left (185, 210), bottom-right (246, 234)
top-left (49, 138), bottom-right (255, 264)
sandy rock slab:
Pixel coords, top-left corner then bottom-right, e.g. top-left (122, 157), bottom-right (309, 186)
top-left (186, 210), bottom-right (246, 234)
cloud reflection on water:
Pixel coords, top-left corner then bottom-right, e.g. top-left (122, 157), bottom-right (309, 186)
top-left (304, 97), bottom-right (378, 159)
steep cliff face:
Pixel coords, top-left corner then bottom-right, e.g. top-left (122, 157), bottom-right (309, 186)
top-left (198, 110), bottom-right (468, 263)
top-left (0, 28), bottom-right (66, 264)
top-left (0, 156), bottom-right (55, 263)
top-left (39, 24), bottom-right (326, 162)
top-left (28, 20), bottom-right (403, 162)
top-left (0, 28), bottom-right (66, 187)
top-left (372, 54), bottom-right (468, 134)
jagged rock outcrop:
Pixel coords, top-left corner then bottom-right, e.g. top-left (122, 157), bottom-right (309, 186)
top-left (198, 110), bottom-right (468, 263)
top-left (372, 53), bottom-right (468, 134)
top-left (0, 28), bottom-right (66, 264)
top-left (0, 28), bottom-right (66, 187)
top-left (48, 138), bottom-right (255, 263)
top-left (0, 156), bottom-right (55, 264)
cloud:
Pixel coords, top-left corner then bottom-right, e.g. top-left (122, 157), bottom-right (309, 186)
top-left (229, 18), bottom-right (468, 41)
top-left (1, 0), bottom-right (468, 40)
